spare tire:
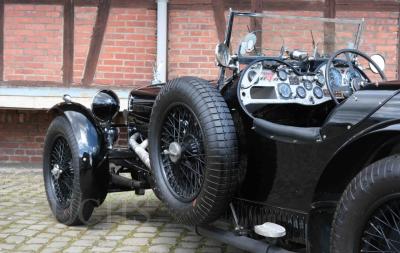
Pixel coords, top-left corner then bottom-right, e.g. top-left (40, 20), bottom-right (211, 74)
top-left (148, 77), bottom-right (239, 225)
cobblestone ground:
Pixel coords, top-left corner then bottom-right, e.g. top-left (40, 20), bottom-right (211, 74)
top-left (0, 169), bottom-right (244, 253)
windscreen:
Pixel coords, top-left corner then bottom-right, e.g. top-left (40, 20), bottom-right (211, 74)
top-left (229, 13), bottom-right (363, 58)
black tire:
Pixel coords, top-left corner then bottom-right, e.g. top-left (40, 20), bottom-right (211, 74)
top-left (43, 116), bottom-right (95, 225)
top-left (331, 155), bottom-right (400, 253)
top-left (148, 77), bottom-right (239, 225)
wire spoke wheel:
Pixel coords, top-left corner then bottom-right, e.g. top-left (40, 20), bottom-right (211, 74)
top-left (159, 104), bottom-right (206, 202)
top-left (360, 198), bottom-right (400, 253)
top-left (49, 136), bottom-right (74, 208)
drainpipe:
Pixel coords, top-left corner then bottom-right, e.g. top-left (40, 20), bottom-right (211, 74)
top-left (152, 0), bottom-right (168, 85)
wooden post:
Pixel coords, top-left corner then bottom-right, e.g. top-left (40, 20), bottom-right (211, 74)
top-left (63, 0), bottom-right (74, 85)
top-left (0, 0), bottom-right (4, 81)
top-left (212, 0), bottom-right (226, 43)
top-left (250, 0), bottom-right (262, 50)
top-left (324, 0), bottom-right (336, 54)
top-left (82, 0), bottom-right (111, 86)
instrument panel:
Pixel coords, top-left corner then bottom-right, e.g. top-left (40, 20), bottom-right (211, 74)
top-left (239, 61), bottom-right (364, 111)
top-left (240, 62), bottom-right (330, 110)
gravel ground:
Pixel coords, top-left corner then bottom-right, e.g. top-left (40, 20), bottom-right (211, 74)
top-left (0, 168), bottom-right (244, 253)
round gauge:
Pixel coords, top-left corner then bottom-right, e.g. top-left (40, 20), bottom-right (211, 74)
top-left (296, 86), bottom-right (306, 99)
top-left (289, 76), bottom-right (300, 85)
top-left (316, 73), bottom-right (325, 86)
top-left (277, 69), bottom-right (288, 81)
top-left (313, 86), bottom-right (324, 99)
top-left (247, 70), bottom-right (258, 83)
top-left (278, 83), bottom-right (292, 99)
top-left (329, 68), bottom-right (342, 87)
top-left (346, 69), bottom-right (361, 81)
top-left (303, 80), bottom-right (313, 90)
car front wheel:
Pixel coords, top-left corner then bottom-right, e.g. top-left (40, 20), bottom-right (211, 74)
top-left (331, 155), bottom-right (400, 253)
top-left (43, 116), bottom-right (95, 225)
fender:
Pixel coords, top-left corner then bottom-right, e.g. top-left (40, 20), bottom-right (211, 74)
top-left (49, 102), bottom-right (109, 204)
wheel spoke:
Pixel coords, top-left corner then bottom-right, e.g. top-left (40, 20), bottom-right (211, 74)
top-left (49, 136), bottom-right (74, 207)
top-left (361, 198), bottom-right (400, 253)
top-left (159, 104), bottom-right (205, 202)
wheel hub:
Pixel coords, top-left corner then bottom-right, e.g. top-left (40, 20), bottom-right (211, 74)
top-left (51, 164), bottom-right (62, 180)
top-left (164, 142), bottom-right (182, 163)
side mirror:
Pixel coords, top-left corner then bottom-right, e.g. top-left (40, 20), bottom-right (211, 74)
top-left (240, 33), bottom-right (257, 55)
top-left (215, 43), bottom-right (231, 67)
top-left (369, 54), bottom-right (385, 74)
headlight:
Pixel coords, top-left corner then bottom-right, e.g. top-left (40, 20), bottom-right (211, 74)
top-left (92, 90), bottom-right (120, 123)
top-left (215, 43), bottom-right (231, 67)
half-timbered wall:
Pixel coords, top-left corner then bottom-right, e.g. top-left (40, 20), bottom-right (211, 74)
top-left (1, 0), bottom-right (400, 164)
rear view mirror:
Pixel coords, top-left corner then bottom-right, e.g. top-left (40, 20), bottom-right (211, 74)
top-left (215, 43), bottom-right (231, 67)
top-left (369, 54), bottom-right (385, 74)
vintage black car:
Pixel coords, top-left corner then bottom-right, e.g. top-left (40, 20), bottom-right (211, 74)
top-left (43, 10), bottom-right (399, 253)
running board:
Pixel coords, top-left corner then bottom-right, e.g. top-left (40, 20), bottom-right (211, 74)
top-left (196, 225), bottom-right (297, 253)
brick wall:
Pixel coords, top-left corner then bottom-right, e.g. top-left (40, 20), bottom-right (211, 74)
top-left (0, 110), bottom-right (50, 164)
top-left (4, 5), bottom-right (63, 82)
top-left (0, 3), bottom-right (400, 165)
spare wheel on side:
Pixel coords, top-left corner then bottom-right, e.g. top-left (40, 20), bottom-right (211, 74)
top-left (148, 76), bottom-right (239, 225)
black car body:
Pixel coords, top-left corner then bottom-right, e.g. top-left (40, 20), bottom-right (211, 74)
top-left (43, 10), bottom-right (400, 253)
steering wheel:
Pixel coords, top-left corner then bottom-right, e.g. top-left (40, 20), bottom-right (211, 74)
top-left (325, 49), bottom-right (386, 104)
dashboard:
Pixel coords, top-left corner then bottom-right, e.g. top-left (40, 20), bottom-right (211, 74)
top-left (239, 60), bottom-right (364, 112)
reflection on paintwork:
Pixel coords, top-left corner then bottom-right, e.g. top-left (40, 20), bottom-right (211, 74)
top-left (65, 111), bottom-right (101, 165)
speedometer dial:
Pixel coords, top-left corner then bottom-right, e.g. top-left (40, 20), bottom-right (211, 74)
top-left (278, 83), bottom-right (292, 99)
top-left (346, 69), bottom-right (361, 81)
top-left (329, 68), bottom-right (342, 88)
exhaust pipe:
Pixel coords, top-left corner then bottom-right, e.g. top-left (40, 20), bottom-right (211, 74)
top-left (129, 133), bottom-right (151, 168)
top-left (196, 225), bottom-right (297, 253)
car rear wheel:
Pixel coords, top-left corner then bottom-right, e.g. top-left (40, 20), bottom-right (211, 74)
top-left (148, 77), bottom-right (239, 225)
top-left (43, 116), bottom-right (95, 225)
top-left (330, 155), bottom-right (400, 253)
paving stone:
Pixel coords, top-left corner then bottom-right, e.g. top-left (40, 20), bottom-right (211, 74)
top-left (148, 244), bottom-right (171, 253)
top-left (18, 243), bottom-right (43, 251)
top-left (0, 169), bottom-right (246, 253)
top-left (152, 236), bottom-right (177, 245)
top-left (5, 235), bottom-right (26, 243)
top-left (46, 241), bottom-right (69, 248)
top-left (71, 239), bottom-right (95, 247)
top-left (26, 237), bottom-right (49, 244)
top-left (122, 237), bottom-right (150, 246)
top-left (41, 248), bottom-right (62, 253)
top-left (174, 248), bottom-right (196, 253)
top-left (64, 246), bottom-right (87, 253)
top-left (159, 231), bottom-right (181, 237)
top-left (0, 243), bottom-right (16, 250)
top-left (137, 226), bottom-right (158, 233)
top-left (115, 246), bottom-right (142, 252)
top-left (91, 246), bottom-right (115, 252)
top-left (132, 232), bottom-right (155, 238)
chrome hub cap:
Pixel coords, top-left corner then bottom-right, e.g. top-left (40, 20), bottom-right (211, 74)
top-left (163, 142), bottom-right (182, 163)
top-left (51, 164), bottom-right (62, 180)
